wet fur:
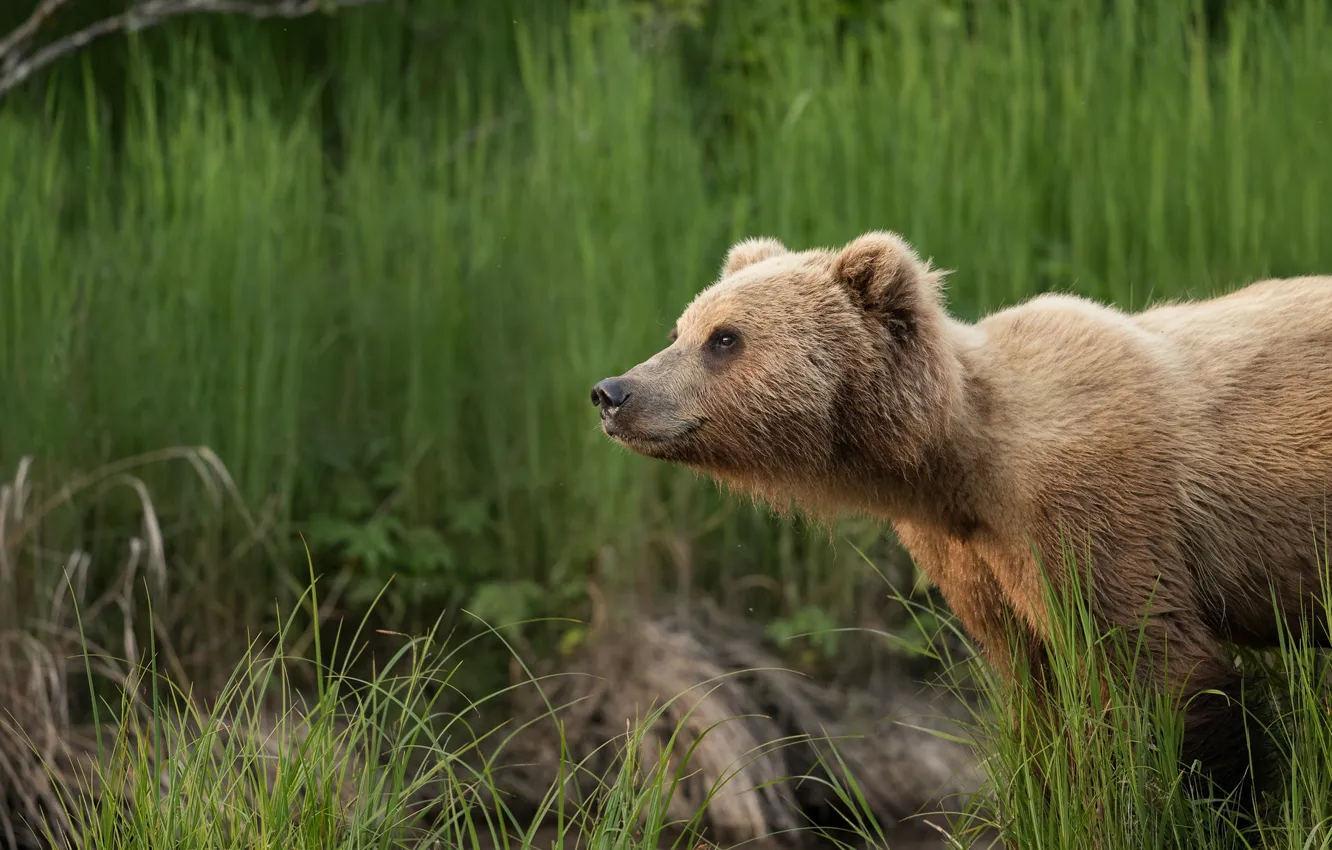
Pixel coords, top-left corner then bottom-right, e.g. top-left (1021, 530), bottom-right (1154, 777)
top-left (595, 230), bottom-right (1332, 804)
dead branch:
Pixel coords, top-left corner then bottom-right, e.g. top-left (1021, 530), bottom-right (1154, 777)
top-left (0, 0), bottom-right (387, 101)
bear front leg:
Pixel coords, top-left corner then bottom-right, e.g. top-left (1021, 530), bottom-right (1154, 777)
top-left (1151, 625), bottom-right (1273, 807)
top-left (1089, 600), bottom-right (1275, 812)
top-left (1041, 524), bottom-right (1274, 810)
top-left (934, 555), bottom-right (1050, 688)
top-left (931, 560), bottom-right (1057, 748)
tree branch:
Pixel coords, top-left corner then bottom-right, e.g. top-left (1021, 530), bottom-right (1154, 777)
top-left (0, 0), bottom-right (74, 76)
top-left (0, 0), bottom-right (385, 101)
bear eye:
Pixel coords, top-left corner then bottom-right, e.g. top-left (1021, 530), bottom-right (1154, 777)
top-left (709, 329), bottom-right (740, 350)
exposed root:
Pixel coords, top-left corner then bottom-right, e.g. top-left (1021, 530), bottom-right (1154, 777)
top-left (493, 599), bottom-right (984, 847)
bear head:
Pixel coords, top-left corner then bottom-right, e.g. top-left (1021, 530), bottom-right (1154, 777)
top-left (590, 230), bottom-right (961, 515)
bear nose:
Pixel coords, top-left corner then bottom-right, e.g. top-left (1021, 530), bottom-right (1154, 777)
top-left (591, 378), bottom-right (631, 409)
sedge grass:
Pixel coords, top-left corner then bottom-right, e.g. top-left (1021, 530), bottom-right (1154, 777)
top-left (6, 450), bottom-right (1332, 848)
top-left (5, 0), bottom-right (1332, 648)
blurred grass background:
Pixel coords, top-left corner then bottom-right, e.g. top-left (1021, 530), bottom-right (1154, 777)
top-left (2, 0), bottom-right (1330, 692)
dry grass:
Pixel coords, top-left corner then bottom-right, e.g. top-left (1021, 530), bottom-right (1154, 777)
top-left (0, 448), bottom-right (259, 846)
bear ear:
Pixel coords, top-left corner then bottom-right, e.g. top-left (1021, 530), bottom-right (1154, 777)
top-left (722, 237), bottom-right (788, 277)
top-left (832, 231), bottom-right (942, 327)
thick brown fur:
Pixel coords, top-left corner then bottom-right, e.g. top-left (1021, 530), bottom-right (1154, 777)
top-left (591, 230), bottom-right (1332, 805)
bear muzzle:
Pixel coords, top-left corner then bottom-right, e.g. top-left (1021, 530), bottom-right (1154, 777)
top-left (590, 373), bottom-right (702, 454)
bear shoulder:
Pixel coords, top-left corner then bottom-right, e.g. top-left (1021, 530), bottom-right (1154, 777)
top-left (970, 291), bottom-right (1175, 397)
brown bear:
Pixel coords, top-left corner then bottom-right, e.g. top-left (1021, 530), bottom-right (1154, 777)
top-left (590, 230), bottom-right (1332, 804)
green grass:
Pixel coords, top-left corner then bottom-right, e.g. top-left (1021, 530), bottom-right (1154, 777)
top-left (0, 449), bottom-right (947, 850)
top-left (8, 460), bottom-right (1332, 849)
top-left (5, 0), bottom-right (1332, 652)
top-left (5, 0), bottom-right (1332, 845)
top-left (11, 572), bottom-right (764, 849)
top-left (0, 451), bottom-right (962, 850)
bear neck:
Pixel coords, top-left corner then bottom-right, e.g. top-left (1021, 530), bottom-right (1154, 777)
top-left (830, 315), bottom-right (995, 537)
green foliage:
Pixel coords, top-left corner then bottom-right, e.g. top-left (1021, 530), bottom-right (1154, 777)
top-left (304, 441), bottom-right (494, 624)
top-left (764, 603), bottom-right (844, 664)
top-left (4, 0), bottom-right (1332, 664)
top-left (466, 579), bottom-right (549, 637)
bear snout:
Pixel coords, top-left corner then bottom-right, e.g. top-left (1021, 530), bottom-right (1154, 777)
top-left (590, 377), bottom-right (632, 412)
